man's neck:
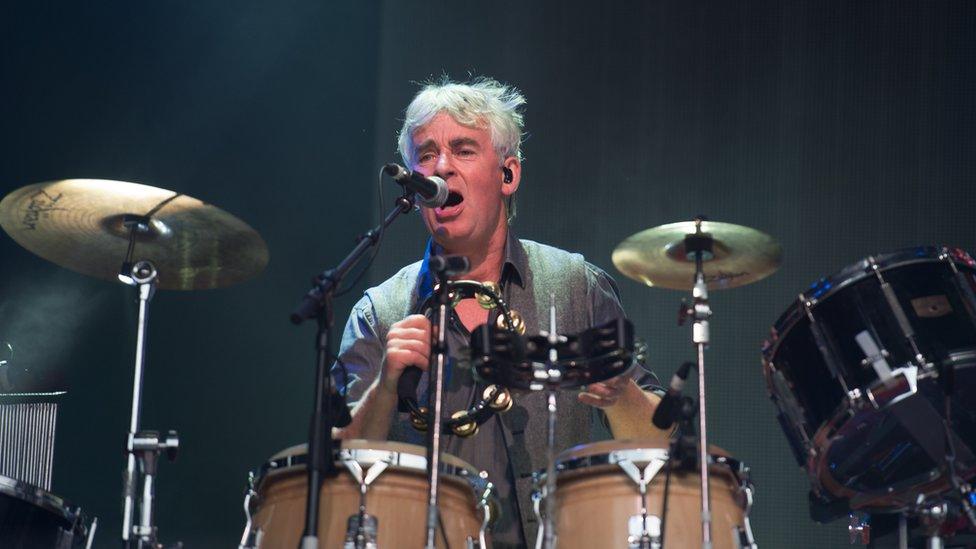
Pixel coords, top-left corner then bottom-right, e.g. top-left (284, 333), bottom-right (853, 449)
top-left (439, 227), bottom-right (508, 283)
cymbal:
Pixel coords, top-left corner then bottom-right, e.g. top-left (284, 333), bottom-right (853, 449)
top-left (0, 179), bottom-right (269, 290)
top-left (612, 220), bottom-right (781, 290)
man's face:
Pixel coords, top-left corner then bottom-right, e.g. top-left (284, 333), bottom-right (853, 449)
top-left (410, 112), bottom-right (517, 251)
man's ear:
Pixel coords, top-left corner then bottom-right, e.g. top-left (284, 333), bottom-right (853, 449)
top-left (501, 157), bottom-right (521, 196)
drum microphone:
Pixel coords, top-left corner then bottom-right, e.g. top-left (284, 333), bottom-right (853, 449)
top-left (652, 361), bottom-right (694, 430)
top-left (428, 254), bottom-right (470, 276)
top-left (383, 163), bottom-right (449, 208)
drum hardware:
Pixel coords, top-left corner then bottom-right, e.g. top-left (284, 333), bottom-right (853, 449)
top-left (870, 257), bottom-right (930, 368)
top-left (289, 186), bottom-right (418, 549)
top-left (423, 255), bottom-right (471, 549)
top-left (941, 249), bottom-right (976, 325)
top-left (848, 512), bottom-right (871, 544)
top-left (237, 472), bottom-right (261, 549)
top-left (119, 259), bottom-right (182, 548)
top-left (614, 451), bottom-right (668, 549)
top-left (614, 217), bottom-right (781, 549)
top-left (481, 295), bottom-right (569, 549)
top-left (918, 501), bottom-right (949, 549)
top-left (798, 295), bottom-right (848, 388)
top-left (466, 470), bottom-right (495, 549)
top-left (678, 217), bottom-right (716, 548)
top-left (399, 280), bottom-right (516, 437)
top-left (339, 450), bottom-right (392, 549)
top-left (0, 178), bottom-right (270, 547)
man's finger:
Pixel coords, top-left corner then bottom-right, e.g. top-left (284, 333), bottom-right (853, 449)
top-left (578, 392), bottom-right (618, 408)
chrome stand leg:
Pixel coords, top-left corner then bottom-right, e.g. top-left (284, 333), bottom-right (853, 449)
top-left (122, 261), bottom-right (156, 547)
top-left (919, 503), bottom-right (947, 549)
top-left (542, 388), bottom-right (558, 549)
top-left (118, 261), bottom-right (179, 548)
top-left (898, 513), bottom-right (908, 549)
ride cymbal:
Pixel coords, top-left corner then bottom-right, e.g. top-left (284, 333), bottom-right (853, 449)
top-left (0, 179), bottom-right (269, 290)
top-left (612, 220), bottom-right (781, 290)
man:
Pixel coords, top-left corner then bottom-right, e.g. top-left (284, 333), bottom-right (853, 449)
top-left (334, 77), bottom-right (670, 547)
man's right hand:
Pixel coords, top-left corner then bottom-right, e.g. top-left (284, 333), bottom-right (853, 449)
top-left (379, 314), bottom-right (432, 395)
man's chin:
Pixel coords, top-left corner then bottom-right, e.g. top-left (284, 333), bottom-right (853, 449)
top-left (431, 225), bottom-right (470, 250)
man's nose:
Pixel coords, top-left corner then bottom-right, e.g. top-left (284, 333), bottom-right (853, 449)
top-left (434, 152), bottom-right (455, 178)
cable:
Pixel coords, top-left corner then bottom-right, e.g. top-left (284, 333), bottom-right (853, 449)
top-left (335, 167), bottom-right (390, 297)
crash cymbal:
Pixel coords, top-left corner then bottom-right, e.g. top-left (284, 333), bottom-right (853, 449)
top-left (612, 220), bottom-right (781, 290)
top-left (0, 179), bottom-right (269, 290)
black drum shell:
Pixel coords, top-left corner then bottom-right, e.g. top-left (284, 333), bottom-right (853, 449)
top-left (0, 476), bottom-right (87, 549)
top-left (763, 246), bottom-right (976, 510)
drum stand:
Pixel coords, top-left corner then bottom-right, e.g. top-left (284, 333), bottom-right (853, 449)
top-left (119, 257), bottom-right (180, 548)
top-left (678, 218), bottom-right (714, 549)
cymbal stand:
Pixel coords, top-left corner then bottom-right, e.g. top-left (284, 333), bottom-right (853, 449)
top-left (679, 217), bottom-right (714, 549)
top-left (537, 295), bottom-right (565, 549)
top-left (119, 258), bottom-right (180, 548)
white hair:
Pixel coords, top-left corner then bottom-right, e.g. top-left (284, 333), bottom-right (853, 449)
top-left (397, 76), bottom-right (526, 167)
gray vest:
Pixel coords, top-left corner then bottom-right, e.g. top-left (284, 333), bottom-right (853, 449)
top-left (365, 239), bottom-right (614, 543)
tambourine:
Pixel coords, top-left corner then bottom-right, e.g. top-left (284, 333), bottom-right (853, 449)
top-left (396, 280), bottom-right (521, 437)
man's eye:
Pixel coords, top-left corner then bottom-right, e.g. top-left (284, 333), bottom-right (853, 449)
top-left (418, 153), bottom-right (435, 163)
top-left (457, 149), bottom-right (475, 157)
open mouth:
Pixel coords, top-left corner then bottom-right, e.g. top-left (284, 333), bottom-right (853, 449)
top-left (442, 191), bottom-right (463, 208)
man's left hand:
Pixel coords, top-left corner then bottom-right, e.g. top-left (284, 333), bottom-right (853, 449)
top-left (578, 375), bottom-right (630, 408)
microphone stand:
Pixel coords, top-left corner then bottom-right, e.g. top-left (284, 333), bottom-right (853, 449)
top-left (424, 258), bottom-right (465, 549)
top-left (291, 191), bottom-right (416, 549)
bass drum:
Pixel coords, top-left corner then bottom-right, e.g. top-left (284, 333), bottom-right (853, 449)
top-left (0, 475), bottom-right (91, 549)
top-left (537, 440), bottom-right (757, 549)
top-left (763, 246), bottom-right (976, 511)
top-left (239, 439), bottom-right (495, 549)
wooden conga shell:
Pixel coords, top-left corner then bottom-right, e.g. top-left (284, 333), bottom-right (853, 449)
top-left (552, 440), bottom-right (750, 549)
top-left (250, 440), bottom-right (486, 548)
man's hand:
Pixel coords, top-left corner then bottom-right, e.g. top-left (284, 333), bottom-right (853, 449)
top-left (578, 374), bottom-right (629, 408)
top-left (378, 314), bottom-right (431, 395)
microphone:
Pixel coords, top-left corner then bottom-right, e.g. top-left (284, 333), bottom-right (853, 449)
top-left (652, 361), bottom-right (694, 430)
top-left (383, 163), bottom-right (449, 208)
top-left (428, 255), bottom-right (470, 276)
top-left (329, 384), bottom-right (353, 428)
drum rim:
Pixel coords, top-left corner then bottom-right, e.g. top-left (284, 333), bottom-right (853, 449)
top-left (551, 444), bottom-right (749, 487)
top-left (0, 474), bottom-right (81, 524)
top-left (254, 439), bottom-right (485, 490)
top-left (765, 245), bottom-right (975, 361)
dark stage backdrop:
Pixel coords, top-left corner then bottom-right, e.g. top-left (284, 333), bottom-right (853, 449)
top-left (1, 1), bottom-right (974, 547)
top-left (0, 1), bottom-right (382, 547)
top-left (366, 2), bottom-right (976, 548)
